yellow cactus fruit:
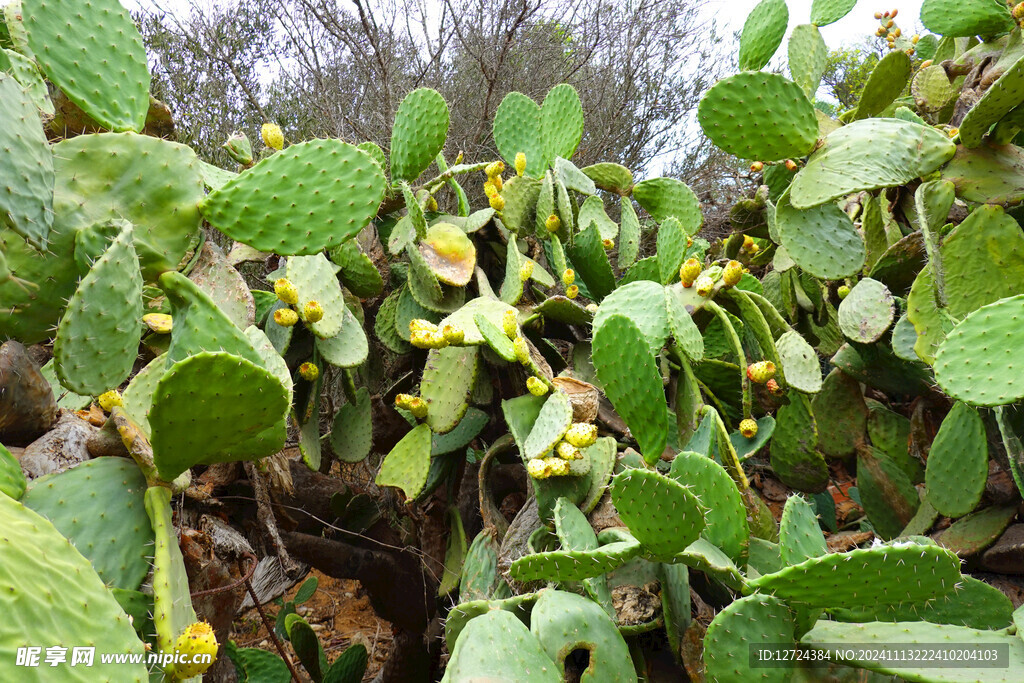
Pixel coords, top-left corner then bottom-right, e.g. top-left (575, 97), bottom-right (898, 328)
top-left (893, 27), bottom-right (901, 38)
top-left (890, 8), bottom-right (897, 18)
top-left (274, 278), bottom-right (299, 305)
top-left (519, 260), bottom-right (535, 282)
top-left (274, 308), bottom-right (299, 327)
top-left (602, 238), bottom-right (614, 251)
top-left (885, 19), bottom-right (894, 28)
top-left (555, 440), bottom-right (582, 461)
top-left (513, 336), bottom-right (531, 364)
top-left (171, 621), bottom-right (218, 679)
top-left (679, 258), bottom-right (702, 287)
top-left (566, 284), bottom-right (579, 299)
top-left (742, 235), bottom-right (755, 252)
top-left (395, 393), bottom-right (415, 410)
top-left (564, 422), bottom-right (598, 449)
top-left (875, 27), bottom-right (886, 37)
top-left (502, 309), bottom-right (518, 338)
top-left (561, 268), bottom-right (575, 286)
top-left (527, 458), bottom-right (549, 479)
top-left (442, 324), bottom-right (465, 345)
top-left (694, 275), bottom-right (715, 297)
top-left (515, 152), bottom-right (527, 177)
top-left (302, 300), bottom-right (324, 323)
top-left (739, 418), bottom-right (758, 439)
top-left (920, 59), bottom-right (933, 68)
top-left (485, 160), bottom-right (505, 179)
top-left (723, 260), bottom-right (743, 287)
top-left (948, 127), bottom-right (959, 138)
top-left (410, 329), bottom-right (435, 349)
top-left (489, 193), bottom-right (506, 212)
top-left (873, 11), bottom-right (882, 19)
top-left (545, 213), bottom-right (561, 233)
top-left (766, 378), bottom-right (783, 395)
top-left (746, 360), bottom-right (777, 384)
top-left (784, 159), bottom-right (798, 172)
top-left (527, 376), bottom-right (549, 397)
top-left (1015, 2), bottom-right (1024, 20)
top-left (142, 313), bottom-right (173, 334)
top-left (749, 161), bottom-right (764, 173)
top-left (298, 362), bottom-right (319, 382)
top-left (409, 318), bottom-right (438, 335)
top-left (483, 180), bottom-right (498, 198)
top-left (492, 174), bottom-right (504, 192)
top-left (408, 397), bottom-right (429, 419)
top-left (261, 123), bottom-right (284, 151)
top-left (98, 390), bottom-right (123, 412)
top-left (544, 457), bottom-right (570, 476)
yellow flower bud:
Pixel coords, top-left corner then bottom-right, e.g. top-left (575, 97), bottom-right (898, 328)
top-left (527, 458), bottom-right (549, 479)
top-left (489, 194), bottom-right (505, 212)
top-left (298, 362), bottom-right (319, 381)
top-left (527, 376), bottom-right (549, 396)
top-left (514, 336), bottom-right (530, 364)
top-left (519, 260), bottom-right (534, 282)
top-left (395, 393), bottom-right (415, 409)
top-left (274, 278), bottom-right (299, 305)
top-left (142, 313), bottom-right (173, 334)
top-left (442, 324), bottom-right (465, 345)
top-left (723, 260), bottom-right (743, 287)
top-left (302, 300), bottom-right (324, 323)
top-left (515, 152), bottom-right (527, 176)
top-left (485, 161), bottom-right (505, 178)
top-left (561, 268), bottom-right (575, 286)
top-left (566, 285), bottom-right (579, 299)
top-left (261, 123), bottom-right (284, 150)
top-left (545, 213), bottom-right (561, 233)
top-left (679, 258), bottom-right (702, 287)
top-left (408, 397), bottom-right (428, 419)
top-left (555, 440), bottom-right (582, 460)
top-left (274, 308), bottom-right (299, 327)
top-left (695, 275), bottom-right (714, 297)
top-left (98, 390), bottom-right (123, 412)
top-left (544, 457), bottom-right (570, 476)
top-left (502, 309), bottom-right (518, 338)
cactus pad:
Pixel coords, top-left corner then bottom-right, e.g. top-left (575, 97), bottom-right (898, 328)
top-left (920, 0), bottom-right (1015, 38)
top-left (852, 51), bottom-right (911, 120)
top-left (778, 494), bottom-right (826, 565)
top-left (583, 163), bottom-right (633, 195)
top-left (704, 594), bottom-right (796, 683)
top-left (530, 590), bottom-right (635, 681)
top-left (145, 486), bottom-right (197, 671)
top-left (390, 88), bottom-right (448, 182)
top-left (523, 391), bottom-right (573, 461)
top-left (202, 139), bottom-right (385, 255)
top-left (375, 423), bottom-right (432, 501)
top-left (53, 221), bottom-right (143, 394)
top-left (150, 352), bottom-right (289, 481)
top-left (0, 442), bottom-right (26, 499)
top-left (790, 119), bottom-right (956, 209)
top-left (23, 0), bottom-right (150, 131)
top-left (419, 222), bottom-right (476, 287)
top-left (698, 72), bottom-right (817, 162)
top-left (633, 177), bottom-right (702, 234)
top-left (925, 402), bottom-right (988, 518)
top-left (442, 610), bottom-right (559, 683)
top-left (421, 345), bottom-right (479, 434)
top-left (286, 253), bottom-right (346, 338)
top-left (788, 24), bottom-right (827, 98)
top-left (934, 294), bottom-right (1024, 406)
top-left (543, 85), bottom-right (584, 161)
top-left (776, 191), bottom-right (865, 279)
top-left (316, 304), bottom-right (368, 368)
top-left (737, 0), bottom-right (788, 71)
top-left (960, 56), bottom-right (1024, 148)
top-left (592, 280), bottom-right (669, 355)
top-left (565, 223), bottom-right (616, 301)
top-left (330, 387), bottom-right (372, 463)
top-left (0, 73), bottom-right (52, 248)
top-left (776, 330), bottom-right (822, 393)
top-left (493, 92), bottom-right (548, 176)
top-left (751, 542), bottom-right (962, 609)
top-left (508, 540), bottom-right (642, 582)
top-left (592, 314), bottom-right (668, 464)
top-left (668, 451), bottom-right (747, 563)
top-left (837, 277), bottom-right (894, 344)
top-left (809, 0), bottom-right (857, 26)
top-left (0, 492), bottom-right (148, 682)
top-left (811, 369), bottom-right (867, 458)
top-left (770, 392), bottom-right (828, 492)
top-left (610, 468), bottom-right (705, 560)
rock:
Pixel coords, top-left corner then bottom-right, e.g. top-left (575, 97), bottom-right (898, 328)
top-left (0, 341), bottom-right (58, 445)
top-left (980, 523), bottom-right (1024, 575)
top-left (18, 412), bottom-right (96, 480)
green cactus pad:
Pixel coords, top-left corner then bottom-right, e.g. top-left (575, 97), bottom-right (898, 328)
top-left (788, 24), bottom-right (828, 98)
top-left (499, 239), bottom-right (525, 305)
top-left (737, 0), bottom-right (788, 71)
top-left (802, 620), bottom-right (1024, 682)
top-left (868, 232), bottom-right (928, 297)
top-left (0, 74), bottom-right (52, 248)
top-left (530, 590), bottom-right (635, 682)
top-left (617, 196), bottom-right (641, 269)
top-left (934, 294), bottom-right (1024, 406)
top-left (751, 542), bottom-right (962, 609)
top-left (460, 528), bottom-right (500, 603)
top-left (633, 177), bottom-right (702, 234)
top-left (858, 446), bottom-right (920, 540)
top-left (925, 402), bottom-right (988, 519)
top-left (912, 64), bottom-right (960, 114)
top-left (286, 253), bottom-right (346, 338)
top-left (442, 609), bottom-right (559, 683)
top-left (906, 265), bottom-right (952, 365)
top-left (52, 221), bottom-right (142, 395)
top-left (961, 58), bottom-right (1024, 148)
top-left (389, 88), bottom-right (448, 182)
top-left (668, 451), bottom-right (747, 563)
top-left (493, 92), bottom-right (548, 176)
top-left (565, 223), bottom-right (616, 301)
top-left (941, 142), bottom-right (1024, 205)
top-left (864, 401), bottom-right (921, 483)
top-left (507, 541), bottom-right (642, 583)
top-left (655, 217), bottom-right (689, 284)
top-left (829, 574), bottom-right (1013, 631)
top-left (811, 369), bottom-right (867, 458)
top-left (23, 0), bottom-right (149, 131)
top-left (593, 280), bottom-right (669, 355)
top-left (145, 485), bottom-right (198, 672)
top-left (666, 284), bottom-right (705, 362)
top-left (375, 423), bottom-right (432, 501)
top-left (582, 163), bottom-right (633, 195)
top-left (776, 330), bottom-right (822, 393)
top-left (776, 192), bottom-right (865, 279)
top-left (809, 0), bottom-right (857, 25)
top-left (0, 48), bottom-right (54, 116)
top-left (837, 277), bottom-right (895, 344)
top-left (592, 314), bottom-right (667, 464)
top-left (53, 132), bottom-right (205, 280)
top-left (190, 242), bottom-right (254, 330)
top-left (316, 305), bottom-right (368, 368)
top-left (852, 51), bottom-right (912, 120)
top-left (150, 352), bottom-right (289, 481)
top-left (553, 497), bottom-right (597, 551)
top-left (22, 458), bottom-right (152, 590)
top-left (444, 592), bottom-right (537, 652)
top-left (940, 204), bottom-right (1024, 319)
top-left (704, 594), bottom-right (796, 683)
top-left (920, 0), bottom-right (1015, 38)
top-left (770, 392), bottom-right (828, 493)
top-left (422, 345), bottom-right (479, 434)
top-left (543, 88), bottom-right (585, 161)
top-left (698, 72), bottom-right (818, 162)
top-left (329, 240), bottom-right (383, 299)
top-left (202, 139), bottom-right (385, 255)
top-left (935, 503), bottom-right (1018, 557)
top-left (437, 296), bottom-right (516, 346)
top-left (0, 442), bottom-right (26, 499)
top-left (0, 492), bottom-right (148, 682)
top-left (329, 387), bottom-right (372, 463)
top-left (119, 355), bottom-right (166, 435)
top-left (790, 119), bottom-right (956, 209)
top-left (407, 243), bottom-right (466, 313)
top-left (610, 468), bottom-right (705, 560)
top-left (523, 391), bottom-right (573, 461)
top-left (577, 195), bottom-right (617, 240)
top-left (779, 494), bottom-right (826, 565)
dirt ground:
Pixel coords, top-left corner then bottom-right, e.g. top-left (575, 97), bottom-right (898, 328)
top-left (231, 571), bottom-right (393, 680)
